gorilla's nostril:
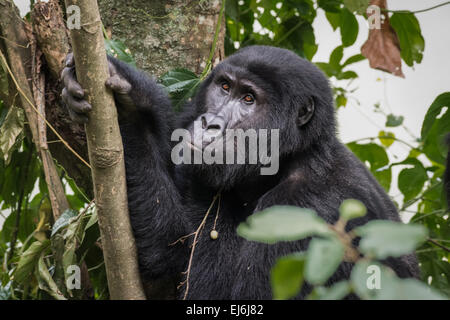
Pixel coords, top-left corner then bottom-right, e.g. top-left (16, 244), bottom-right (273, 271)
top-left (201, 116), bottom-right (207, 129)
top-left (207, 124), bottom-right (221, 131)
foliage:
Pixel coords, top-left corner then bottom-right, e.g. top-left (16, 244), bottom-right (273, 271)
top-left (238, 202), bottom-right (445, 300)
top-left (0, 0), bottom-right (449, 300)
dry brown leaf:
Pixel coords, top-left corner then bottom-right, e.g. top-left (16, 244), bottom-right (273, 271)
top-left (361, 0), bottom-right (404, 78)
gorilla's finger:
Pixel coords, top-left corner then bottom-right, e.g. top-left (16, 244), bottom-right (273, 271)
top-left (62, 88), bottom-right (92, 114)
top-left (65, 52), bottom-right (74, 67)
top-left (108, 60), bottom-right (118, 77)
top-left (105, 74), bottom-right (132, 94)
top-left (61, 67), bottom-right (85, 99)
top-left (67, 107), bottom-right (89, 124)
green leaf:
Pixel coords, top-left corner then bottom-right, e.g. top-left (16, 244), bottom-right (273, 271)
top-left (335, 94), bottom-right (347, 108)
top-left (340, 8), bottom-right (359, 47)
top-left (336, 70), bottom-right (358, 80)
top-left (329, 45), bottom-right (344, 69)
top-left (420, 93), bottom-right (450, 164)
top-left (378, 131), bottom-right (395, 147)
top-left (385, 114), bottom-right (404, 127)
top-left (51, 209), bottom-right (78, 237)
top-left (354, 220), bottom-right (428, 259)
top-left (347, 142), bottom-right (391, 191)
top-left (104, 39), bottom-right (136, 67)
top-left (0, 105), bottom-right (24, 164)
top-left (318, 0), bottom-right (343, 13)
top-left (421, 92), bottom-right (450, 140)
top-left (342, 54), bottom-right (366, 67)
top-left (325, 11), bottom-right (340, 30)
top-left (159, 68), bottom-right (201, 111)
top-left (398, 159), bottom-right (428, 201)
top-left (237, 205), bottom-right (331, 244)
top-left (390, 13), bottom-right (425, 67)
top-left (36, 254), bottom-right (67, 300)
top-left (343, 0), bottom-right (370, 15)
top-left (315, 62), bottom-right (337, 77)
top-left (271, 253), bottom-right (305, 300)
top-left (312, 281), bottom-right (351, 300)
top-left (305, 237), bottom-right (344, 285)
top-left (14, 240), bottom-right (50, 284)
top-left (351, 261), bottom-right (445, 300)
top-left (339, 199), bottom-right (367, 221)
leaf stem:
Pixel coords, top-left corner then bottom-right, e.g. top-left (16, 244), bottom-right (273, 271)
top-left (200, 0), bottom-right (226, 80)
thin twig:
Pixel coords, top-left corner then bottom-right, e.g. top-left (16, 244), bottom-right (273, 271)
top-left (0, 50), bottom-right (91, 169)
top-left (384, 1), bottom-right (450, 14)
top-left (427, 238), bottom-right (450, 253)
top-left (181, 191), bottom-right (221, 300)
top-left (200, 0), bottom-right (226, 80)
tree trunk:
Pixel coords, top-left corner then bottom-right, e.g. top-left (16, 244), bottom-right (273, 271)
top-left (64, 0), bottom-right (146, 300)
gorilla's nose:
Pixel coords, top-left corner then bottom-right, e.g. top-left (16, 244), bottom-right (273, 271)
top-left (203, 116), bottom-right (225, 136)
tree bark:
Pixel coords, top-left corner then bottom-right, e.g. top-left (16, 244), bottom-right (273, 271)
top-left (98, 0), bottom-right (225, 77)
top-left (64, 0), bottom-right (145, 300)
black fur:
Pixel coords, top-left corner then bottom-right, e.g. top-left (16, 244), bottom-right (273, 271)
top-left (99, 46), bottom-right (419, 299)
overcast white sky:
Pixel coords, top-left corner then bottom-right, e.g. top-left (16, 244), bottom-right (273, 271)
top-left (5, 0), bottom-right (450, 223)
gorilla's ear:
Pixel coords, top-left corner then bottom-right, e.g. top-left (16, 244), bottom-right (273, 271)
top-left (297, 97), bottom-right (315, 127)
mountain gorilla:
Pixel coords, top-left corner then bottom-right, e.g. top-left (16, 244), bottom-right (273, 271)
top-left (61, 45), bottom-right (419, 299)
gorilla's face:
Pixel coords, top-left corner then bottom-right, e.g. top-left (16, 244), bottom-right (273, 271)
top-left (188, 69), bottom-right (267, 150)
top-left (184, 45), bottom-right (336, 189)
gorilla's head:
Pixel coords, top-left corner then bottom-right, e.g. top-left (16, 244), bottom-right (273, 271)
top-left (185, 45), bottom-right (337, 189)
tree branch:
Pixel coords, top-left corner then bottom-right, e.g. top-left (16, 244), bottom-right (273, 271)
top-left (64, 0), bottom-right (145, 300)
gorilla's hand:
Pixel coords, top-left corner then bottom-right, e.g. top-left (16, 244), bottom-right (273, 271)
top-left (61, 52), bottom-right (133, 124)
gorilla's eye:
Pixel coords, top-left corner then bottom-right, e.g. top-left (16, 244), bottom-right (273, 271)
top-left (243, 94), bottom-right (255, 105)
top-left (221, 82), bottom-right (230, 92)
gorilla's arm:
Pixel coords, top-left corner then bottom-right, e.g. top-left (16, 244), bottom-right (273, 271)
top-left (61, 55), bottom-right (189, 287)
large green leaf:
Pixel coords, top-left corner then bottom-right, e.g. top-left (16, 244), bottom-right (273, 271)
top-left (305, 237), bottom-right (344, 285)
top-left (159, 68), bottom-right (201, 111)
top-left (104, 39), bottom-right (136, 67)
top-left (271, 253), bottom-right (305, 300)
top-left (329, 45), bottom-right (344, 70)
top-left (14, 240), bottom-right (50, 284)
top-left (342, 54), bottom-right (366, 67)
top-left (421, 92), bottom-right (450, 140)
top-left (36, 254), bottom-right (67, 300)
top-left (390, 13), bottom-right (425, 67)
top-left (420, 93), bottom-right (450, 164)
top-left (397, 158), bottom-right (428, 202)
top-left (340, 8), bottom-right (358, 47)
top-left (354, 220), bottom-right (427, 259)
top-left (237, 206), bottom-right (331, 244)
